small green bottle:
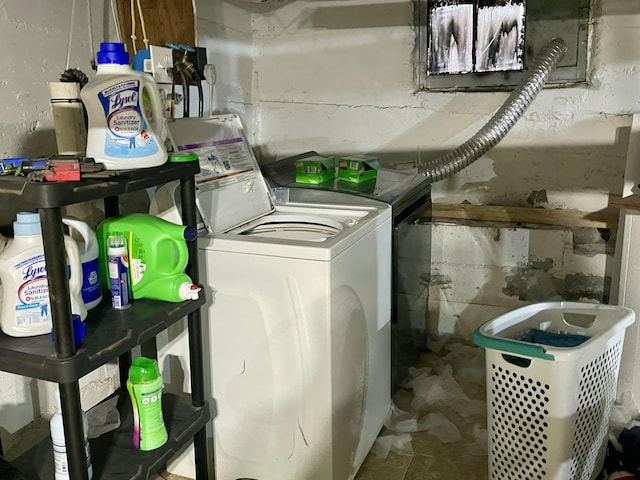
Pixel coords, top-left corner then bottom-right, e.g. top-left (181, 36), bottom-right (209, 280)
top-left (127, 357), bottom-right (168, 451)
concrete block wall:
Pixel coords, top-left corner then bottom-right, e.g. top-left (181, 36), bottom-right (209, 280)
top-left (427, 222), bottom-right (612, 339)
top-left (0, 0), bottom-right (119, 455)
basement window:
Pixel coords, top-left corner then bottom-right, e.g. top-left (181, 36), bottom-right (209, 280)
top-left (414, 0), bottom-right (590, 91)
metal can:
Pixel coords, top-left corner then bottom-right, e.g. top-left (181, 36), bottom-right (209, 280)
top-left (107, 235), bottom-right (132, 310)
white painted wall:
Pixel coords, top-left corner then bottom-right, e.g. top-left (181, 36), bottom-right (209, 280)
top-left (195, 2), bottom-right (255, 129)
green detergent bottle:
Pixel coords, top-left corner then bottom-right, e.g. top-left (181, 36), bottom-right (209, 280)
top-left (127, 356), bottom-right (168, 451)
top-left (97, 214), bottom-right (200, 302)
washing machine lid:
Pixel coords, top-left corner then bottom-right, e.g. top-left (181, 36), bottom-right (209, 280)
top-left (166, 114), bottom-right (275, 234)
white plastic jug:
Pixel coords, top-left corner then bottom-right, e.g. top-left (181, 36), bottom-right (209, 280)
top-left (0, 212), bottom-right (86, 337)
top-left (63, 217), bottom-right (103, 310)
top-left (82, 42), bottom-right (167, 170)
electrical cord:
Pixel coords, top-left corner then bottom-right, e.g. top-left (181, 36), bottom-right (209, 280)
top-left (188, 68), bottom-right (204, 118)
top-left (65, 0), bottom-right (77, 72)
top-left (87, 0), bottom-right (96, 70)
top-left (178, 46), bottom-right (204, 118)
top-left (171, 64), bottom-right (190, 118)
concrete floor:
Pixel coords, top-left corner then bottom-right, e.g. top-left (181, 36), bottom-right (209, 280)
top-left (354, 340), bottom-right (489, 480)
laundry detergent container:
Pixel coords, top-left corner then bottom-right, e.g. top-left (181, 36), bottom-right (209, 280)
top-left (473, 301), bottom-right (634, 480)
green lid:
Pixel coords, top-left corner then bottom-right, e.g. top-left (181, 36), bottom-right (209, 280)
top-left (128, 356), bottom-right (161, 383)
top-left (169, 152), bottom-right (198, 163)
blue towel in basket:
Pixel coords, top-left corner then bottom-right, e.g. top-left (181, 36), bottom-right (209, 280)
top-left (521, 328), bottom-right (590, 347)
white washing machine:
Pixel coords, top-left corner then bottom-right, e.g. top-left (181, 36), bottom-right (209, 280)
top-left (154, 115), bottom-right (392, 480)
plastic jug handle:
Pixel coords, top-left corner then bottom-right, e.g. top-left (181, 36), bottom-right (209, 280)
top-left (64, 236), bottom-right (88, 320)
top-left (64, 237), bottom-right (82, 291)
top-left (62, 217), bottom-right (89, 253)
top-left (141, 76), bottom-right (165, 137)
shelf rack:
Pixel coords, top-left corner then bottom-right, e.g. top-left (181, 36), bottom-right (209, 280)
top-left (0, 162), bottom-right (210, 479)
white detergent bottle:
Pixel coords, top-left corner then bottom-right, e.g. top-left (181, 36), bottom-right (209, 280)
top-left (82, 42), bottom-right (167, 170)
top-left (0, 212), bottom-right (86, 337)
top-left (62, 217), bottom-right (102, 310)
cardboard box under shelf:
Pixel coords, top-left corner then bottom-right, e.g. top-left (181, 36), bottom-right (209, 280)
top-left (295, 155), bottom-right (335, 185)
top-left (337, 155), bottom-right (380, 183)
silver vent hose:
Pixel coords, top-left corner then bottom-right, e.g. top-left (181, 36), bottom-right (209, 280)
top-left (418, 37), bottom-right (568, 182)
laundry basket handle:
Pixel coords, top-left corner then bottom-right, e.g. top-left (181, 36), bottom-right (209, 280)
top-left (473, 328), bottom-right (555, 361)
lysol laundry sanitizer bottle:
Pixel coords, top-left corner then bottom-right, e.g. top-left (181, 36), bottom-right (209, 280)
top-left (0, 212), bottom-right (86, 337)
top-left (127, 356), bottom-right (168, 451)
top-left (81, 42), bottom-right (167, 170)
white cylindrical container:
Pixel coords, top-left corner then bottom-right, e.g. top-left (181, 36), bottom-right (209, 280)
top-left (107, 235), bottom-right (132, 310)
top-left (0, 212), bottom-right (86, 337)
top-left (63, 218), bottom-right (103, 310)
top-left (48, 81), bottom-right (87, 155)
top-left (50, 388), bottom-right (93, 480)
top-left (81, 42), bottom-right (167, 170)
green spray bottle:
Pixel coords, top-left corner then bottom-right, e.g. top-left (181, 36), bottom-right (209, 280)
top-left (127, 356), bottom-right (168, 451)
top-left (97, 214), bottom-right (200, 302)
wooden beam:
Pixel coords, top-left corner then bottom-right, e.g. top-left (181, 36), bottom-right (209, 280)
top-left (609, 195), bottom-right (640, 212)
top-left (115, 0), bottom-right (196, 56)
top-left (423, 203), bottom-right (619, 229)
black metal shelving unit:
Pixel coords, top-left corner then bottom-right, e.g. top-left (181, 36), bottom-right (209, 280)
top-left (0, 162), bottom-right (210, 480)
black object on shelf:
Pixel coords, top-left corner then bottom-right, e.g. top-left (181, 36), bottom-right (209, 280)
top-left (0, 162), bottom-right (210, 480)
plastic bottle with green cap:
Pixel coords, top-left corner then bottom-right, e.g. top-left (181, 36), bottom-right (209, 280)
top-left (127, 356), bottom-right (168, 451)
top-left (169, 152), bottom-right (198, 163)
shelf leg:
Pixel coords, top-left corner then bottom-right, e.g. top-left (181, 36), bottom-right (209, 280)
top-left (58, 382), bottom-right (90, 480)
top-left (180, 176), bottom-right (214, 479)
top-left (194, 427), bottom-right (210, 480)
top-left (39, 207), bottom-right (89, 480)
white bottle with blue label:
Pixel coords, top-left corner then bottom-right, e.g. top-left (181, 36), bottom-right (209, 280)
top-left (62, 217), bottom-right (102, 310)
top-left (82, 42), bottom-right (167, 170)
top-left (50, 388), bottom-right (93, 480)
top-left (0, 212), bottom-right (86, 337)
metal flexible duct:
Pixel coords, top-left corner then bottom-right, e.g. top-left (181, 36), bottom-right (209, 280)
top-left (418, 37), bottom-right (568, 182)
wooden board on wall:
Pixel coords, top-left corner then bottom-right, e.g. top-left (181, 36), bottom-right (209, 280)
top-left (423, 203), bottom-right (620, 229)
top-left (115, 0), bottom-right (196, 56)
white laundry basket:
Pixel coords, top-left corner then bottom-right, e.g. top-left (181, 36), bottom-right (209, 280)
top-left (473, 301), bottom-right (635, 480)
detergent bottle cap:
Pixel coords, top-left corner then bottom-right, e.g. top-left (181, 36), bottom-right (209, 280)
top-left (97, 42), bottom-right (129, 65)
top-left (128, 356), bottom-right (161, 383)
top-left (183, 226), bottom-right (197, 241)
top-left (14, 212), bottom-right (42, 236)
top-left (179, 283), bottom-right (200, 301)
top-left (50, 314), bottom-right (86, 349)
